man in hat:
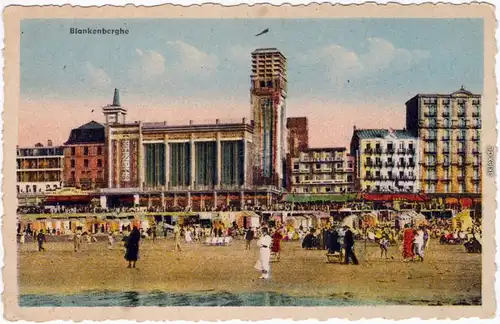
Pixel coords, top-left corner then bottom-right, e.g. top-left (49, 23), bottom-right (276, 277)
top-left (343, 225), bottom-right (358, 265)
top-left (256, 227), bottom-right (272, 279)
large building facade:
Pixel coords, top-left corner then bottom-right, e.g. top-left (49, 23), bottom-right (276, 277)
top-left (63, 121), bottom-right (107, 190)
top-left (250, 48), bottom-right (287, 188)
top-left (350, 129), bottom-right (420, 193)
top-left (17, 141), bottom-right (64, 194)
top-left (288, 148), bottom-right (354, 194)
top-left (406, 87), bottom-right (482, 194)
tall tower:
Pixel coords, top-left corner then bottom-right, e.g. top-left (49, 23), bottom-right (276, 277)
top-left (102, 88), bottom-right (127, 125)
top-left (250, 48), bottom-right (288, 188)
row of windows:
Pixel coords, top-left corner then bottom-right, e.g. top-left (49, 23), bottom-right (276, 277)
top-left (69, 146), bottom-right (103, 156)
top-left (293, 162), bottom-right (353, 170)
top-left (293, 175), bottom-right (354, 182)
top-left (70, 159), bottom-right (103, 168)
top-left (365, 185), bottom-right (415, 192)
top-left (365, 142), bottom-right (415, 150)
top-left (424, 183), bottom-right (481, 194)
top-left (291, 187), bottom-right (353, 194)
top-left (69, 170), bottom-right (105, 181)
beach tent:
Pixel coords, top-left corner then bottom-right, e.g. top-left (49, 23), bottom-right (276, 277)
top-left (361, 212), bottom-right (378, 228)
top-left (396, 211), bottom-right (427, 228)
top-left (452, 209), bottom-right (473, 231)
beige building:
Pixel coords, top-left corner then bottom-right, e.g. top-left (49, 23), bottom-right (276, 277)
top-left (289, 148), bottom-right (354, 194)
top-left (406, 87), bottom-right (481, 194)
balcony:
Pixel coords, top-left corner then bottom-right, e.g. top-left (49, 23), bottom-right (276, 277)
top-left (442, 162), bottom-right (451, 168)
top-left (424, 111), bottom-right (437, 118)
top-left (441, 136), bottom-right (450, 141)
top-left (442, 177), bottom-right (452, 182)
top-left (472, 161), bottom-right (481, 167)
top-left (317, 168), bottom-right (333, 173)
top-left (397, 148), bottom-right (406, 154)
top-left (374, 162), bottom-right (383, 168)
top-left (408, 162), bottom-right (416, 168)
top-left (456, 149), bottom-right (466, 155)
top-left (456, 136), bottom-right (466, 141)
top-left (384, 162), bottom-right (395, 168)
top-left (441, 111), bottom-right (450, 118)
top-left (386, 148), bottom-right (395, 154)
top-left (442, 148), bottom-right (450, 154)
top-left (457, 111), bottom-right (466, 117)
top-left (472, 178), bottom-right (481, 183)
top-left (424, 148), bottom-right (437, 154)
top-left (472, 122), bottom-right (482, 129)
top-left (374, 148), bottom-right (383, 155)
top-left (407, 148), bottom-right (416, 155)
top-left (364, 163), bottom-right (373, 168)
top-left (472, 111), bottom-right (480, 117)
top-left (424, 136), bottom-right (437, 142)
top-left (424, 178), bottom-right (438, 183)
top-left (457, 175), bottom-right (466, 181)
top-left (397, 162), bottom-right (407, 168)
top-left (472, 149), bottom-right (481, 155)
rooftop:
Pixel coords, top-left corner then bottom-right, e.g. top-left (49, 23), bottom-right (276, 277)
top-left (64, 121), bottom-right (105, 145)
top-left (353, 129), bottom-right (416, 140)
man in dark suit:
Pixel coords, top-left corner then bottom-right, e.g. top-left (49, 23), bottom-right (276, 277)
top-left (343, 225), bottom-right (359, 265)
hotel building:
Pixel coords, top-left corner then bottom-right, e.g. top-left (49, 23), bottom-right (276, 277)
top-left (406, 87), bottom-right (482, 194)
top-left (288, 148), bottom-right (355, 194)
top-left (350, 128), bottom-right (420, 193)
top-left (250, 48), bottom-right (287, 188)
top-left (63, 121), bottom-right (107, 190)
top-left (17, 141), bottom-right (64, 194)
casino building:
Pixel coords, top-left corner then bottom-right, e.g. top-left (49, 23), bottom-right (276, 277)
top-left (99, 88), bottom-right (281, 210)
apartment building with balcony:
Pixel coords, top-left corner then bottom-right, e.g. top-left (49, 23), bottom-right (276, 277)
top-left (350, 128), bottom-right (420, 193)
top-left (406, 87), bottom-right (482, 194)
top-left (17, 140), bottom-right (64, 194)
top-left (288, 147), bottom-right (354, 194)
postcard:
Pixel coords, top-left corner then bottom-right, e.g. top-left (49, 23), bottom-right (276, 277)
top-left (2, 2), bottom-right (497, 321)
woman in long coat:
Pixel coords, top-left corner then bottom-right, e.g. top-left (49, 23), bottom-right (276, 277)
top-left (125, 226), bottom-right (141, 268)
top-left (271, 229), bottom-right (284, 261)
top-left (402, 224), bottom-right (415, 262)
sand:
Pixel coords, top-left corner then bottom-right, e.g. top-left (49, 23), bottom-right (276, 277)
top-left (18, 238), bottom-right (482, 305)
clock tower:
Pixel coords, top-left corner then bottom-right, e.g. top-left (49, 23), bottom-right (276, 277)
top-left (102, 88), bottom-right (127, 125)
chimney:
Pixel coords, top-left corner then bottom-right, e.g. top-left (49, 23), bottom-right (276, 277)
top-left (353, 125), bottom-right (357, 131)
top-left (189, 120), bottom-right (194, 125)
top-left (216, 119), bottom-right (220, 124)
top-left (47, 139), bottom-right (53, 147)
top-left (242, 117), bottom-right (247, 124)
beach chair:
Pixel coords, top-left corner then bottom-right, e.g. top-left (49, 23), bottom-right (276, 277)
top-left (210, 237), bottom-right (218, 246)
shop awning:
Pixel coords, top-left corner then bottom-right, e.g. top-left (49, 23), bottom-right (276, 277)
top-left (44, 195), bottom-right (94, 204)
top-left (284, 194), bottom-right (357, 203)
top-left (359, 193), bottom-right (429, 202)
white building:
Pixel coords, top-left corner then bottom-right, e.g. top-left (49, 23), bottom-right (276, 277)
top-left (350, 128), bottom-right (420, 193)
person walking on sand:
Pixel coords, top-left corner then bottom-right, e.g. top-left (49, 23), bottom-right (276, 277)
top-left (173, 223), bottom-right (182, 252)
top-left (245, 227), bottom-right (255, 250)
top-left (379, 231), bottom-right (390, 259)
top-left (343, 225), bottom-right (359, 265)
top-left (414, 226), bottom-right (425, 262)
top-left (73, 228), bottom-right (82, 252)
top-left (402, 224), bottom-right (415, 262)
top-left (256, 227), bottom-right (272, 279)
top-left (108, 231), bottom-right (115, 249)
top-left (37, 230), bottom-right (46, 252)
top-left (20, 231), bottom-right (26, 245)
top-left (271, 228), bottom-right (284, 261)
top-left (125, 226), bottom-right (141, 268)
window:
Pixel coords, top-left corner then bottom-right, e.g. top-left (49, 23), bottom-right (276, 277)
top-left (84, 147), bottom-right (89, 156)
top-left (71, 147), bottom-right (76, 156)
top-left (259, 81), bottom-right (265, 87)
top-left (70, 159), bottom-right (75, 168)
top-left (97, 159), bottom-right (103, 167)
top-left (293, 164), bottom-right (299, 170)
top-left (71, 171), bottom-right (75, 180)
top-left (294, 176), bottom-right (299, 183)
top-left (84, 159), bottom-right (89, 168)
top-left (347, 175), bottom-right (353, 182)
top-left (366, 143), bottom-right (371, 149)
top-left (97, 146), bottom-right (102, 155)
top-left (348, 161), bottom-right (353, 168)
top-left (315, 164), bottom-right (321, 169)
top-left (399, 171), bottom-right (404, 178)
top-left (97, 171), bottom-right (104, 180)
top-left (326, 187), bottom-right (331, 192)
top-left (366, 185), bottom-right (371, 192)
top-left (375, 171), bottom-right (381, 177)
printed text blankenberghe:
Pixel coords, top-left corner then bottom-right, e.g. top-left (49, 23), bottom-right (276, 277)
top-left (70, 28), bottom-right (129, 36)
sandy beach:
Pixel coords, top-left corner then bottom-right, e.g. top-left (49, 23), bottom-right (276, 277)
top-left (18, 238), bottom-right (481, 305)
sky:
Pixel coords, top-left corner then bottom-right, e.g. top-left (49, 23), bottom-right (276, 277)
top-left (19, 18), bottom-right (483, 148)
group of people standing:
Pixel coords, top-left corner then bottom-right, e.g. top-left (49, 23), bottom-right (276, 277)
top-left (402, 224), bottom-right (430, 262)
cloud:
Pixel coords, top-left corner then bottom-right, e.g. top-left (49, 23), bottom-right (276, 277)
top-left (166, 40), bottom-right (218, 77)
top-left (303, 37), bottom-right (430, 82)
top-left (84, 62), bottom-right (111, 88)
top-left (133, 49), bottom-right (166, 80)
top-left (227, 45), bottom-right (254, 65)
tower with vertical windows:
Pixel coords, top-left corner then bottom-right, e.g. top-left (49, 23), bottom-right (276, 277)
top-left (250, 48), bottom-right (287, 188)
top-left (406, 87), bottom-right (482, 194)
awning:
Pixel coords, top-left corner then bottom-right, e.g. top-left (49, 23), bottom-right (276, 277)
top-left (360, 193), bottom-right (429, 202)
top-left (284, 194), bottom-right (357, 203)
top-left (44, 195), bottom-right (94, 204)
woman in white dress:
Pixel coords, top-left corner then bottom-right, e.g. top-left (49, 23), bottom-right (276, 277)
top-left (256, 227), bottom-right (272, 279)
top-left (185, 227), bottom-right (193, 243)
